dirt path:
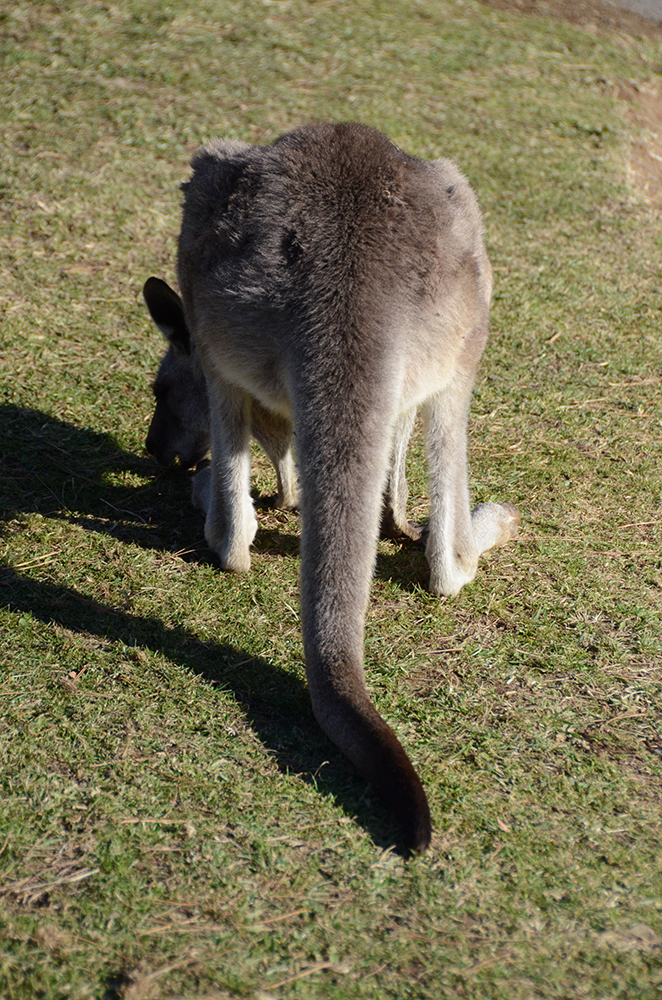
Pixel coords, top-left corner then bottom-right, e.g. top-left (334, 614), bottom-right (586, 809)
top-left (611, 0), bottom-right (662, 23)
top-left (480, 0), bottom-right (662, 37)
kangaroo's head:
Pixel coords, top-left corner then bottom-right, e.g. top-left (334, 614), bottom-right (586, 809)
top-left (143, 277), bottom-right (210, 469)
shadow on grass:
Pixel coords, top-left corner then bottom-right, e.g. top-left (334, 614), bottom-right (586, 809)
top-left (0, 561), bottom-right (407, 853)
top-left (1, 404), bottom-right (431, 850)
top-left (0, 403), bottom-right (206, 557)
top-left (0, 403), bottom-right (428, 587)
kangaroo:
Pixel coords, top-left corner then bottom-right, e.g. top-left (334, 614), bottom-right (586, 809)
top-left (162, 123), bottom-right (520, 851)
top-left (144, 276), bottom-right (425, 535)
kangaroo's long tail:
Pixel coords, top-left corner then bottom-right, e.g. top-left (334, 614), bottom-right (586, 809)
top-left (294, 369), bottom-right (432, 853)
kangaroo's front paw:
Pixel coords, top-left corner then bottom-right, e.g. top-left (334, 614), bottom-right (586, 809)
top-left (403, 520), bottom-right (426, 544)
top-left (255, 491), bottom-right (299, 512)
top-left (427, 534), bottom-right (479, 597)
top-left (380, 508), bottom-right (426, 544)
top-left (205, 521), bottom-right (254, 573)
top-left (219, 543), bottom-right (253, 574)
top-left (428, 561), bottom-right (478, 598)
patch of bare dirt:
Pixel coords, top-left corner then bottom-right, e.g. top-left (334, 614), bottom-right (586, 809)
top-left (617, 80), bottom-right (662, 206)
top-left (478, 0), bottom-right (662, 39)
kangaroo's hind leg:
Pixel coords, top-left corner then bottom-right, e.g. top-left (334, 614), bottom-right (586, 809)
top-left (203, 375), bottom-right (258, 573)
top-left (424, 374), bottom-right (519, 598)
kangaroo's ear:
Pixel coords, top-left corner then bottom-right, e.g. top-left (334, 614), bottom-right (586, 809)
top-left (143, 277), bottom-right (191, 355)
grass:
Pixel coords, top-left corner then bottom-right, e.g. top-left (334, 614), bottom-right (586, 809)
top-left (1, 0), bottom-right (662, 997)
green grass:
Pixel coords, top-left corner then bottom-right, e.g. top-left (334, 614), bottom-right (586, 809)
top-left (1, 0), bottom-right (662, 997)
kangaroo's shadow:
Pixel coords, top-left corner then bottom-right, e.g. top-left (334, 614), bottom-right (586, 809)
top-left (0, 404), bottom-right (297, 565)
top-left (0, 563), bottom-right (406, 851)
top-left (0, 404), bottom-right (209, 558)
top-left (0, 403), bottom-right (428, 588)
top-left (1, 404), bottom-right (429, 848)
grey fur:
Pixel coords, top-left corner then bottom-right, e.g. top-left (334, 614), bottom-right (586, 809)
top-left (144, 278), bottom-right (424, 531)
top-left (151, 123), bottom-right (520, 851)
top-left (144, 276), bottom-right (299, 509)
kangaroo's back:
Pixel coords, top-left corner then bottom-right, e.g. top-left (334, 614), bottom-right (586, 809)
top-left (178, 124), bottom-right (488, 384)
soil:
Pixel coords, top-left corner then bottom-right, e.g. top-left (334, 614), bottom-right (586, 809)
top-left (618, 80), bottom-right (662, 206)
top-left (479, 0), bottom-right (662, 38)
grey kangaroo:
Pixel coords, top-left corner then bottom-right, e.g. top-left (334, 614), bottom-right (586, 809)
top-left (144, 276), bottom-right (422, 536)
top-left (148, 123), bottom-right (519, 851)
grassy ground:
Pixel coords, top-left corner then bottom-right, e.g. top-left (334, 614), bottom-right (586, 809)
top-left (1, 0), bottom-right (661, 997)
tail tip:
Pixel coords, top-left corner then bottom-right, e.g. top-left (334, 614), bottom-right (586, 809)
top-left (405, 813), bottom-right (432, 854)
top-left (401, 787), bottom-right (432, 854)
